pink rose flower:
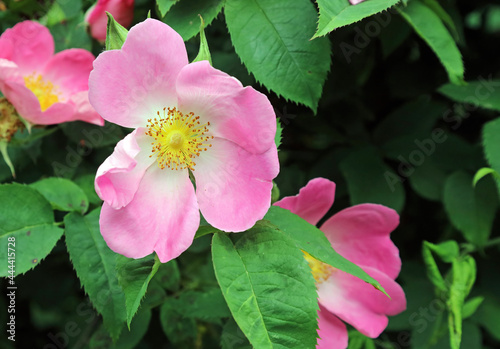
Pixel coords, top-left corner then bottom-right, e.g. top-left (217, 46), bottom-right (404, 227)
top-left (0, 21), bottom-right (103, 126)
top-left (89, 19), bottom-right (279, 263)
top-left (275, 178), bottom-right (406, 349)
top-left (85, 0), bottom-right (135, 42)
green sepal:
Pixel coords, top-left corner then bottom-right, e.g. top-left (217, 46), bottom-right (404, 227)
top-left (105, 12), bottom-right (129, 50)
top-left (192, 15), bottom-right (212, 65)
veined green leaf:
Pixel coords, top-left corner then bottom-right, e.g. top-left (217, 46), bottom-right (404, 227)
top-left (64, 208), bottom-right (126, 341)
top-left (0, 183), bottom-right (63, 276)
top-left (443, 171), bottom-right (498, 246)
top-left (399, 0), bottom-right (464, 85)
top-left (212, 224), bottom-right (319, 349)
top-left (439, 79), bottom-right (500, 112)
top-left (30, 177), bottom-right (89, 214)
top-left (225, 0), bottom-right (330, 113)
top-left (314, 0), bottom-right (401, 37)
top-left (116, 254), bottom-right (161, 328)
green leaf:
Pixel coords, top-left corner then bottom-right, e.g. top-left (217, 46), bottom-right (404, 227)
top-left (153, 259), bottom-right (180, 292)
top-left (156, 0), bottom-right (179, 17)
top-left (264, 206), bottom-right (387, 295)
top-left (30, 177), bottom-right (89, 214)
top-left (160, 297), bottom-right (197, 345)
top-left (74, 174), bottom-right (102, 205)
top-left (473, 168), bottom-right (500, 187)
top-left (462, 296), bottom-right (484, 319)
top-left (448, 256), bottom-right (476, 349)
top-left (192, 15), bottom-right (212, 65)
top-left (439, 79), bottom-right (500, 112)
top-left (483, 117), bottom-right (500, 194)
top-left (225, 0), bottom-right (331, 113)
top-left (116, 254), bottom-right (161, 328)
top-left (161, 0), bottom-right (224, 41)
top-left (275, 118), bottom-right (283, 151)
top-left (64, 209), bottom-right (127, 341)
top-left (443, 171), bottom-right (499, 246)
top-left (340, 147), bottom-right (405, 212)
top-left (398, 0), bottom-right (464, 85)
top-left (314, 0), bottom-right (401, 37)
top-left (178, 288), bottom-right (231, 323)
top-left (212, 225), bottom-right (319, 349)
top-left (106, 12), bottom-right (128, 50)
top-left (89, 308), bottom-right (152, 349)
top-left (0, 183), bottom-right (63, 276)
top-left (421, 0), bottom-right (460, 41)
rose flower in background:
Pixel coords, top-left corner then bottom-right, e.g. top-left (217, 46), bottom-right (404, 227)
top-left (275, 178), bottom-right (406, 349)
top-left (85, 0), bottom-right (135, 42)
top-left (89, 19), bottom-right (279, 263)
top-left (0, 21), bottom-right (103, 127)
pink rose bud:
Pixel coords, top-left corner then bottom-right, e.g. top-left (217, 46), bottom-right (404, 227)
top-left (85, 0), bottom-right (135, 42)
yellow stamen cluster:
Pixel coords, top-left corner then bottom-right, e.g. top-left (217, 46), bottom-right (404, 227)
top-left (145, 107), bottom-right (213, 171)
top-left (23, 73), bottom-right (60, 111)
top-left (303, 251), bottom-right (335, 284)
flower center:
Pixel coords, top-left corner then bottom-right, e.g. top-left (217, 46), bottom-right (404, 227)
top-left (23, 73), bottom-right (61, 112)
top-left (303, 251), bottom-right (335, 284)
top-left (145, 107), bottom-right (213, 171)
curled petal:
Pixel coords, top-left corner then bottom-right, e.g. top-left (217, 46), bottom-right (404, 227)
top-left (318, 266), bottom-right (406, 338)
top-left (100, 165), bottom-right (199, 263)
top-left (95, 128), bottom-right (154, 209)
top-left (274, 177), bottom-right (336, 226)
top-left (320, 204), bottom-right (401, 279)
top-left (0, 21), bottom-right (54, 73)
top-left (176, 61), bottom-right (276, 154)
top-left (89, 18), bottom-right (188, 128)
top-left (194, 138), bottom-right (279, 232)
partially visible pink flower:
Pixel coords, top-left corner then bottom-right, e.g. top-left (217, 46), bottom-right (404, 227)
top-left (85, 0), bottom-right (134, 42)
top-left (0, 21), bottom-right (103, 126)
top-left (350, 0), bottom-right (366, 5)
top-left (275, 178), bottom-right (406, 349)
top-left (89, 19), bottom-right (279, 263)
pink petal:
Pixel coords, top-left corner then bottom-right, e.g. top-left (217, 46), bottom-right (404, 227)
top-left (320, 204), bottom-right (401, 280)
top-left (0, 21), bottom-right (54, 73)
top-left (100, 165), bottom-right (199, 263)
top-left (194, 138), bottom-right (279, 232)
top-left (274, 178), bottom-right (336, 226)
top-left (95, 128), bottom-right (154, 209)
top-left (318, 266), bottom-right (406, 338)
top-left (89, 19), bottom-right (188, 128)
top-left (86, 0), bottom-right (135, 41)
top-left (176, 61), bottom-right (277, 154)
top-left (317, 305), bottom-right (348, 349)
top-left (43, 49), bottom-right (95, 95)
top-left (67, 91), bottom-right (105, 126)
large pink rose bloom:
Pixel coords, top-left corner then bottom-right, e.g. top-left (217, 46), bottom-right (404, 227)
top-left (89, 19), bottom-right (279, 263)
top-left (85, 0), bottom-right (135, 42)
top-left (275, 178), bottom-right (406, 349)
top-left (0, 21), bottom-right (103, 126)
